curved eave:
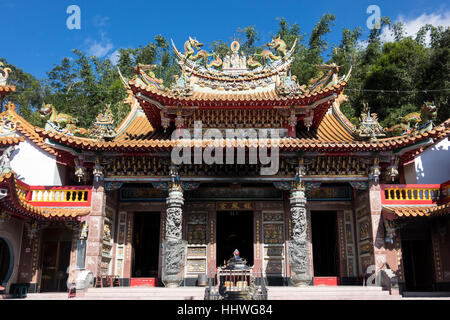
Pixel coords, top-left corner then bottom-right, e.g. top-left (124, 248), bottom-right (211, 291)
top-left (383, 203), bottom-right (450, 218)
top-left (0, 136), bottom-right (24, 147)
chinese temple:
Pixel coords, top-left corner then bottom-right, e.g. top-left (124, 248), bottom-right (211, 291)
top-left (0, 38), bottom-right (449, 296)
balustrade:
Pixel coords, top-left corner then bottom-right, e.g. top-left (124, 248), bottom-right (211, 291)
top-left (381, 184), bottom-right (441, 204)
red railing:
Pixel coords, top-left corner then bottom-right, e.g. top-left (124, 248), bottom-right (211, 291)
top-left (381, 184), bottom-right (441, 205)
top-left (15, 181), bottom-right (92, 207)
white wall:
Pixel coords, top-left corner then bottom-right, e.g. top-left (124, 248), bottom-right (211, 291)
top-left (403, 162), bottom-right (417, 184)
top-left (415, 137), bottom-right (450, 184)
top-left (10, 137), bottom-right (63, 186)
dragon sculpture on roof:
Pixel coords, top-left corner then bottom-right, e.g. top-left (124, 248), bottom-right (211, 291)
top-left (256, 37), bottom-right (289, 65)
top-left (183, 37), bottom-right (222, 69)
top-left (39, 103), bottom-right (89, 136)
top-left (387, 102), bottom-right (438, 135)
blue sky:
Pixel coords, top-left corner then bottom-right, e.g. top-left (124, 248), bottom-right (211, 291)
top-left (1, 0), bottom-right (449, 79)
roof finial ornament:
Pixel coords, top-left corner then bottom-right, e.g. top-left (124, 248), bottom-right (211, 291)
top-left (90, 103), bottom-right (116, 141)
top-left (354, 102), bottom-right (386, 141)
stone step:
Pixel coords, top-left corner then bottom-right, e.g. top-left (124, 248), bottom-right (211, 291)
top-left (19, 285), bottom-right (400, 300)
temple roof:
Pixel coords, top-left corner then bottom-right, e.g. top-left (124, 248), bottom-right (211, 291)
top-left (123, 38), bottom-right (351, 131)
top-left (0, 172), bottom-right (90, 221)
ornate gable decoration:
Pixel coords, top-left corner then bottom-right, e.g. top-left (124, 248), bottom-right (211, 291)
top-left (355, 103), bottom-right (386, 141)
top-left (170, 37), bottom-right (298, 92)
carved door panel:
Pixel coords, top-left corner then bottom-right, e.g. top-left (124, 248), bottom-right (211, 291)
top-left (185, 212), bottom-right (207, 277)
top-left (262, 211), bottom-right (286, 278)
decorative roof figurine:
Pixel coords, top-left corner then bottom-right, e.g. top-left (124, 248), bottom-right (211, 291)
top-left (256, 37), bottom-right (289, 65)
top-left (222, 41), bottom-right (247, 72)
top-left (309, 63), bottom-right (341, 92)
top-left (0, 62), bottom-right (11, 86)
top-left (170, 74), bottom-right (193, 97)
top-left (39, 103), bottom-right (89, 136)
top-left (134, 64), bottom-right (166, 91)
top-left (387, 102), bottom-right (438, 136)
top-left (90, 104), bottom-right (116, 141)
top-left (355, 103), bottom-right (386, 141)
top-left (276, 71), bottom-right (304, 96)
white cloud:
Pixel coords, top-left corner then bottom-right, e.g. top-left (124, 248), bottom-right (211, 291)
top-left (381, 11), bottom-right (450, 44)
top-left (109, 49), bottom-right (120, 66)
top-left (84, 32), bottom-right (114, 58)
top-left (93, 15), bottom-right (111, 28)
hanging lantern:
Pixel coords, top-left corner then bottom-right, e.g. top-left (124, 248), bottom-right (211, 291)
top-left (74, 158), bottom-right (86, 182)
top-left (161, 111), bottom-right (170, 132)
top-left (175, 107), bottom-right (185, 129)
top-left (303, 110), bottom-right (314, 131)
top-left (93, 156), bottom-right (103, 182)
top-left (387, 158), bottom-right (399, 182)
top-left (288, 109), bottom-right (297, 132)
top-left (370, 157), bottom-right (381, 183)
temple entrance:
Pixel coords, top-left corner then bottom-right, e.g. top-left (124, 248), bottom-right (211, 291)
top-left (0, 238), bottom-right (13, 287)
top-left (401, 222), bottom-right (434, 291)
top-left (402, 240), bottom-right (434, 291)
top-left (39, 227), bottom-right (72, 292)
top-left (311, 211), bottom-right (339, 277)
top-left (216, 211), bottom-right (254, 267)
top-left (132, 212), bottom-right (161, 278)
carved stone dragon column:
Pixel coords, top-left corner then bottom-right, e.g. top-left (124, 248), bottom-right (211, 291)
top-left (289, 159), bottom-right (313, 286)
top-left (162, 166), bottom-right (186, 288)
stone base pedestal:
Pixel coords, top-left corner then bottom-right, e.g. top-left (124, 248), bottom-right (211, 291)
top-left (290, 274), bottom-right (312, 287)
